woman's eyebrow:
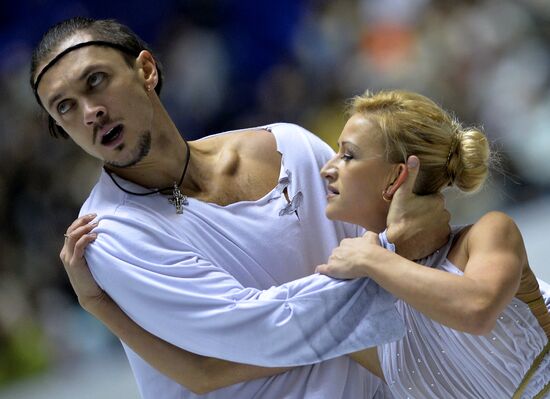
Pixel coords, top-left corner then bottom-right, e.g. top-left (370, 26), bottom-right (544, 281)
top-left (340, 141), bottom-right (360, 151)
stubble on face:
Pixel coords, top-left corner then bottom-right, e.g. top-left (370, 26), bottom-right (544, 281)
top-left (104, 131), bottom-right (151, 168)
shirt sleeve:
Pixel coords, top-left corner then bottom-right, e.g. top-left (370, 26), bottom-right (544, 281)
top-left (86, 209), bottom-right (404, 367)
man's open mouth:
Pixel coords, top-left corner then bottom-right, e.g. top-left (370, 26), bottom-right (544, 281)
top-left (101, 125), bottom-right (123, 145)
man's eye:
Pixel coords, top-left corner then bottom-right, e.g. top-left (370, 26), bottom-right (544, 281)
top-left (88, 72), bottom-right (105, 87)
top-left (57, 100), bottom-right (72, 114)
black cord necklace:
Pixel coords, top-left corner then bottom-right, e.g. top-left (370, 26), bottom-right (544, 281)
top-left (105, 139), bottom-right (191, 214)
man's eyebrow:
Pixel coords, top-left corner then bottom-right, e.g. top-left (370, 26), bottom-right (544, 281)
top-left (46, 64), bottom-right (101, 110)
top-left (47, 93), bottom-right (63, 110)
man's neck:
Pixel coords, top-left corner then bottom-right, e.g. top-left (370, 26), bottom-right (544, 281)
top-left (104, 116), bottom-right (190, 190)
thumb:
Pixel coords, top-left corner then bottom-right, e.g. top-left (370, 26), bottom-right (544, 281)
top-left (315, 264), bottom-right (327, 274)
top-left (394, 155), bottom-right (420, 198)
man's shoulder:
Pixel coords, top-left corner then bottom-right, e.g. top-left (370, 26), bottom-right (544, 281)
top-left (231, 123), bottom-right (330, 153)
top-left (204, 123), bottom-right (311, 146)
top-left (226, 126), bottom-right (277, 154)
top-left (79, 171), bottom-right (125, 217)
top-left (200, 123), bottom-right (322, 162)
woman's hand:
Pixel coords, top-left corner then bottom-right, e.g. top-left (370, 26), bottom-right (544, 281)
top-left (315, 232), bottom-right (383, 279)
top-left (59, 213), bottom-right (106, 312)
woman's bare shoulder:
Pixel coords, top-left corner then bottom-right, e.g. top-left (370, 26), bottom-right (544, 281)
top-left (469, 211), bottom-right (521, 238)
top-left (466, 211), bottom-right (526, 260)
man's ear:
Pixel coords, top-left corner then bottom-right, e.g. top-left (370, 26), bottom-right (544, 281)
top-left (136, 50), bottom-right (158, 91)
top-left (383, 164), bottom-right (408, 201)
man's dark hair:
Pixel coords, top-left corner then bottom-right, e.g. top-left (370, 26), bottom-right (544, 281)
top-left (30, 17), bottom-right (164, 139)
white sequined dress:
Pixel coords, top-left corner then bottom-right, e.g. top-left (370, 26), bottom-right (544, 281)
top-left (377, 228), bottom-right (550, 399)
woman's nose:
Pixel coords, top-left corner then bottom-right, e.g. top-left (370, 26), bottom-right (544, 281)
top-left (320, 159), bottom-right (337, 181)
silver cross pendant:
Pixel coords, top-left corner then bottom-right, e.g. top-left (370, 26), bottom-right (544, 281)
top-left (168, 183), bottom-right (188, 214)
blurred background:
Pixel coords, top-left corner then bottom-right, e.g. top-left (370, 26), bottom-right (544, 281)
top-left (1, 0), bottom-right (549, 397)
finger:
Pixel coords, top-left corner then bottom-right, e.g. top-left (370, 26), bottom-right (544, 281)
top-left (59, 248), bottom-right (67, 264)
top-left (66, 213), bottom-right (97, 235)
top-left (394, 156), bottom-right (420, 197)
top-left (428, 193), bottom-right (449, 220)
top-left (339, 237), bottom-right (357, 248)
top-left (63, 222), bottom-right (97, 262)
top-left (73, 233), bottom-right (97, 260)
top-left (62, 220), bottom-right (97, 262)
top-left (364, 233), bottom-right (380, 245)
top-left (315, 264), bottom-right (328, 274)
top-left (66, 222), bottom-right (97, 242)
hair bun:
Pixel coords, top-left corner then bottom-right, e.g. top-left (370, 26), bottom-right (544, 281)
top-left (448, 128), bottom-right (490, 192)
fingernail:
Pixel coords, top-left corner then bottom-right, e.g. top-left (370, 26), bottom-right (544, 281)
top-left (407, 157), bottom-right (419, 168)
top-left (87, 213), bottom-right (97, 218)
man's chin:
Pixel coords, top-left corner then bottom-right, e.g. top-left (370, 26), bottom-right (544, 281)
top-left (105, 131), bottom-right (151, 169)
top-left (105, 156), bottom-right (141, 169)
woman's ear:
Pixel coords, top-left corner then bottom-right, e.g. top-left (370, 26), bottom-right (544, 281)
top-left (136, 50), bottom-right (158, 91)
top-left (382, 164), bottom-right (408, 201)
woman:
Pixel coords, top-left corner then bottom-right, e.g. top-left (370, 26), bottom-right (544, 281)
top-left (63, 90), bottom-right (549, 398)
top-left (316, 90), bottom-right (550, 398)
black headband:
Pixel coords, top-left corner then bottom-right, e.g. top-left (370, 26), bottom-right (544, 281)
top-left (33, 40), bottom-right (140, 108)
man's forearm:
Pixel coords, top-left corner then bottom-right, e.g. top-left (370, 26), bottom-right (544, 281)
top-left (90, 295), bottom-right (289, 394)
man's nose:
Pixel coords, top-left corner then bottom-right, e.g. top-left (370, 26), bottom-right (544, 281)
top-left (83, 101), bottom-right (107, 126)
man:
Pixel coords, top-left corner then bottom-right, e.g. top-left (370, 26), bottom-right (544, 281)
top-left (32, 17), bottom-right (449, 398)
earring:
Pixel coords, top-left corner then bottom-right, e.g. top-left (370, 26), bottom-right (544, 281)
top-left (382, 191), bottom-right (392, 202)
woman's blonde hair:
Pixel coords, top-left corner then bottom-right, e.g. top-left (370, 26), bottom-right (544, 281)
top-left (350, 90), bottom-right (490, 195)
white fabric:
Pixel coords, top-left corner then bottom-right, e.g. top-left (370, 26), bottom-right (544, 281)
top-left (81, 123), bottom-right (405, 399)
top-left (378, 228), bottom-right (550, 399)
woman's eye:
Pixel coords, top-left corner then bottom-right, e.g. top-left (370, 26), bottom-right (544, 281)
top-left (88, 72), bottom-right (105, 87)
top-left (341, 153), bottom-right (353, 161)
top-left (57, 100), bottom-right (72, 115)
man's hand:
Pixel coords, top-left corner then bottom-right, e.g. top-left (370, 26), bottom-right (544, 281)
top-left (60, 213), bottom-right (107, 312)
top-left (386, 156), bottom-right (450, 260)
